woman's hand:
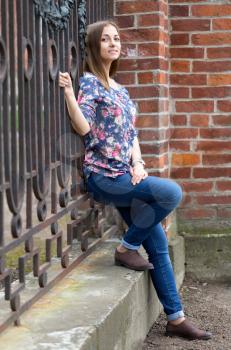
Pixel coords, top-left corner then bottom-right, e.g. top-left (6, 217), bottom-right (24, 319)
top-left (59, 72), bottom-right (75, 97)
top-left (130, 163), bottom-right (148, 185)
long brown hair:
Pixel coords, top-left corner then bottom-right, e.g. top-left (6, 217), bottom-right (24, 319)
top-left (83, 20), bottom-right (120, 90)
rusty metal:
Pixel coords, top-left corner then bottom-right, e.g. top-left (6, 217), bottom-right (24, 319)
top-left (0, 0), bottom-right (115, 333)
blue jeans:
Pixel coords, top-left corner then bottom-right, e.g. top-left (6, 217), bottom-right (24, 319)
top-left (86, 171), bottom-right (184, 321)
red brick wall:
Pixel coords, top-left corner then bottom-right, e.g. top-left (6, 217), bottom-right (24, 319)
top-left (114, 1), bottom-right (231, 232)
top-left (115, 0), bottom-right (170, 179)
top-left (169, 1), bottom-right (231, 231)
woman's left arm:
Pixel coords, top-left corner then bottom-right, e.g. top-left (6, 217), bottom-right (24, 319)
top-left (130, 137), bottom-right (148, 185)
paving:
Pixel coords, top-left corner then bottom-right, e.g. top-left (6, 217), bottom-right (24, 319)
top-left (143, 276), bottom-right (231, 350)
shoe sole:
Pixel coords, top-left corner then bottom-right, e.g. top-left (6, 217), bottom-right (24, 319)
top-left (165, 331), bottom-right (212, 341)
top-left (115, 259), bottom-right (154, 271)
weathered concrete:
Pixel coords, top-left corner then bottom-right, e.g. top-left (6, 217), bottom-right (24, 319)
top-left (0, 236), bottom-right (185, 350)
top-left (181, 233), bottom-right (231, 282)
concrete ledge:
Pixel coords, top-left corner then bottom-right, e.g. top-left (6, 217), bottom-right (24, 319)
top-left (181, 233), bottom-right (231, 282)
top-left (0, 236), bottom-right (185, 350)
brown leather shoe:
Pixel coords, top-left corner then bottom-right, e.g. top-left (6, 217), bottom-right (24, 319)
top-left (114, 248), bottom-right (154, 271)
top-left (165, 319), bottom-right (212, 340)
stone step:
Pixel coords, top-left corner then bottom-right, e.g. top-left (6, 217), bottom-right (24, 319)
top-left (0, 236), bottom-right (185, 350)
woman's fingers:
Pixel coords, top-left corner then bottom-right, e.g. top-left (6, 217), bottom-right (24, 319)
top-left (131, 170), bottom-right (148, 185)
top-left (59, 72), bottom-right (71, 87)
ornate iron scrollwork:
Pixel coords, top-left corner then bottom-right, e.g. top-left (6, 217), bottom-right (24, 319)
top-left (33, 0), bottom-right (87, 58)
top-left (78, 0), bottom-right (87, 59)
top-left (33, 0), bottom-right (75, 31)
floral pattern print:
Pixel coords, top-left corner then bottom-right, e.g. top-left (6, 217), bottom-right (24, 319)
top-left (77, 72), bottom-right (138, 180)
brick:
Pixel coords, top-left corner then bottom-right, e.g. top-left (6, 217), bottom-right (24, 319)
top-left (217, 100), bottom-right (231, 112)
top-left (213, 18), bottom-right (231, 30)
top-left (138, 71), bottom-right (168, 85)
top-left (138, 99), bottom-right (169, 113)
top-left (128, 86), bottom-right (161, 99)
top-left (196, 141), bottom-right (231, 152)
top-left (193, 61), bottom-right (231, 72)
top-left (192, 33), bottom-right (231, 45)
top-left (175, 101), bottom-right (214, 113)
top-left (190, 115), bottom-right (209, 127)
top-left (121, 44), bottom-right (137, 58)
top-left (171, 115), bottom-right (187, 126)
top-left (138, 43), bottom-right (166, 57)
top-left (179, 208), bottom-right (216, 220)
top-left (118, 58), bottom-right (168, 71)
top-left (135, 115), bottom-right (159, 128)
top-left (115, 15), bottom-right (134, 28)
top-left (170, 47), bottom-right (204, 58)
top-left (216, 181), bottom-right (231, 191)
top-left (138, 100), bottom-right (159, 113)
top-left (200, 128), bottom-right (231, 139)
top-left (197, 195), bottom-right (231, 205)
top-left (138, 129), bottom-right (163, 141)
top-left (116, 72), bottom-right (136, 85)
top-left (171, 34), bottom-right (189, 45)
top-left (170, 74), bottom-right (206, 85)
top-left (169, 0), bottom-right (205, 2)
top-left (171, 60), bottom-right (190, 72)
top-left (170, 167), bottom-right (191, 178)
top-left (138, 72), bottom-right (154, 84)
top-left (208, 74), bottom-right (231, 86)
top-left (180, 181), bottom-right (213, 193)
top-left (192, 4), bottom-right (231, 17)
top-left (171, 19), bottom-right (210, 32)
top-left (203, 154), bottom-right (231, 165)
top-left (170, 128), bottom-right (198, 139)
top-left (154, 72), bottom-right (169, 84)
top-left (136, 58), bottom-right (168, 70)
top-left (212, 115), bottom-right (231, 126)
top-left (172, 153), bottom-right (200, 166)
top-left (120, 28), bottom-right (161, 43)
top-left (116, 1), bottom-right (158, 15)
top-left (192, 87), bottom-right (231, 98)
top-left (170, 5), bottom-right (189, 17)
top-left (138, 13), bottom-right (164, 27)
top-left (170, 87), bottom-right (189, 98)
top-left (207, 47), bottom-right (231, 59)
top-left (118, 59), bottom-right (137, 71)
top-left (170, 141), bottom-right (190, 151)
top-left (149, 169), bottom-right (169, 178)
top-left (140, 142), bottom-right (169, 155)
top-left (193, 168), bottom-right (231, 178)
top-left (144, 155), bottom-right (168, 169)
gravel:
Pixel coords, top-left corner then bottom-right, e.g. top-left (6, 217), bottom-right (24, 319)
top-left (142, 276), bottom-right (231, 350)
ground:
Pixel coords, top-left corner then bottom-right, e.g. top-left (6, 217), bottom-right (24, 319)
top-left (142, 276), bottom-right (231, 350)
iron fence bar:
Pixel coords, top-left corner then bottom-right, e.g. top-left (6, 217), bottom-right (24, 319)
top-left (0, 0), bottom-right (115, 334)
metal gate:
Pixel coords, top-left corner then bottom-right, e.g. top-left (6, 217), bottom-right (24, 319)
top-left (0, 0), bottom-right (116, 333)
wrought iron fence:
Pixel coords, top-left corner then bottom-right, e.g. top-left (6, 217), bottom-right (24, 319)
top-left (0, 0), bottom-right (116, 333)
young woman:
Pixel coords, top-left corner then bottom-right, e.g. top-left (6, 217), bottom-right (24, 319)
top-left (59, 20), bottom-right (212, 341)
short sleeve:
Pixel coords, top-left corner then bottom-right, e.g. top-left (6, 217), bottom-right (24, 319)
top-left (77, 75), bottom-right (99, 128)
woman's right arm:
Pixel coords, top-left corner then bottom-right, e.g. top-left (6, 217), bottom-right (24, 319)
top-left (59, 72), bottom-right (90, 136)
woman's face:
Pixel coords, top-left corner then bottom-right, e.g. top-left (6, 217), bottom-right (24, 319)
top-left (100, 24), bottom-right (121, 64)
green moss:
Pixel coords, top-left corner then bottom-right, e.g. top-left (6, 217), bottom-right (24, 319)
top-left (5, 237), bottom-right (58, 273)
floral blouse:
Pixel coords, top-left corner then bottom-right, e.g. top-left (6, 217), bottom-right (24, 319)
top-left (77, 72), bottom-right (138, 180)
